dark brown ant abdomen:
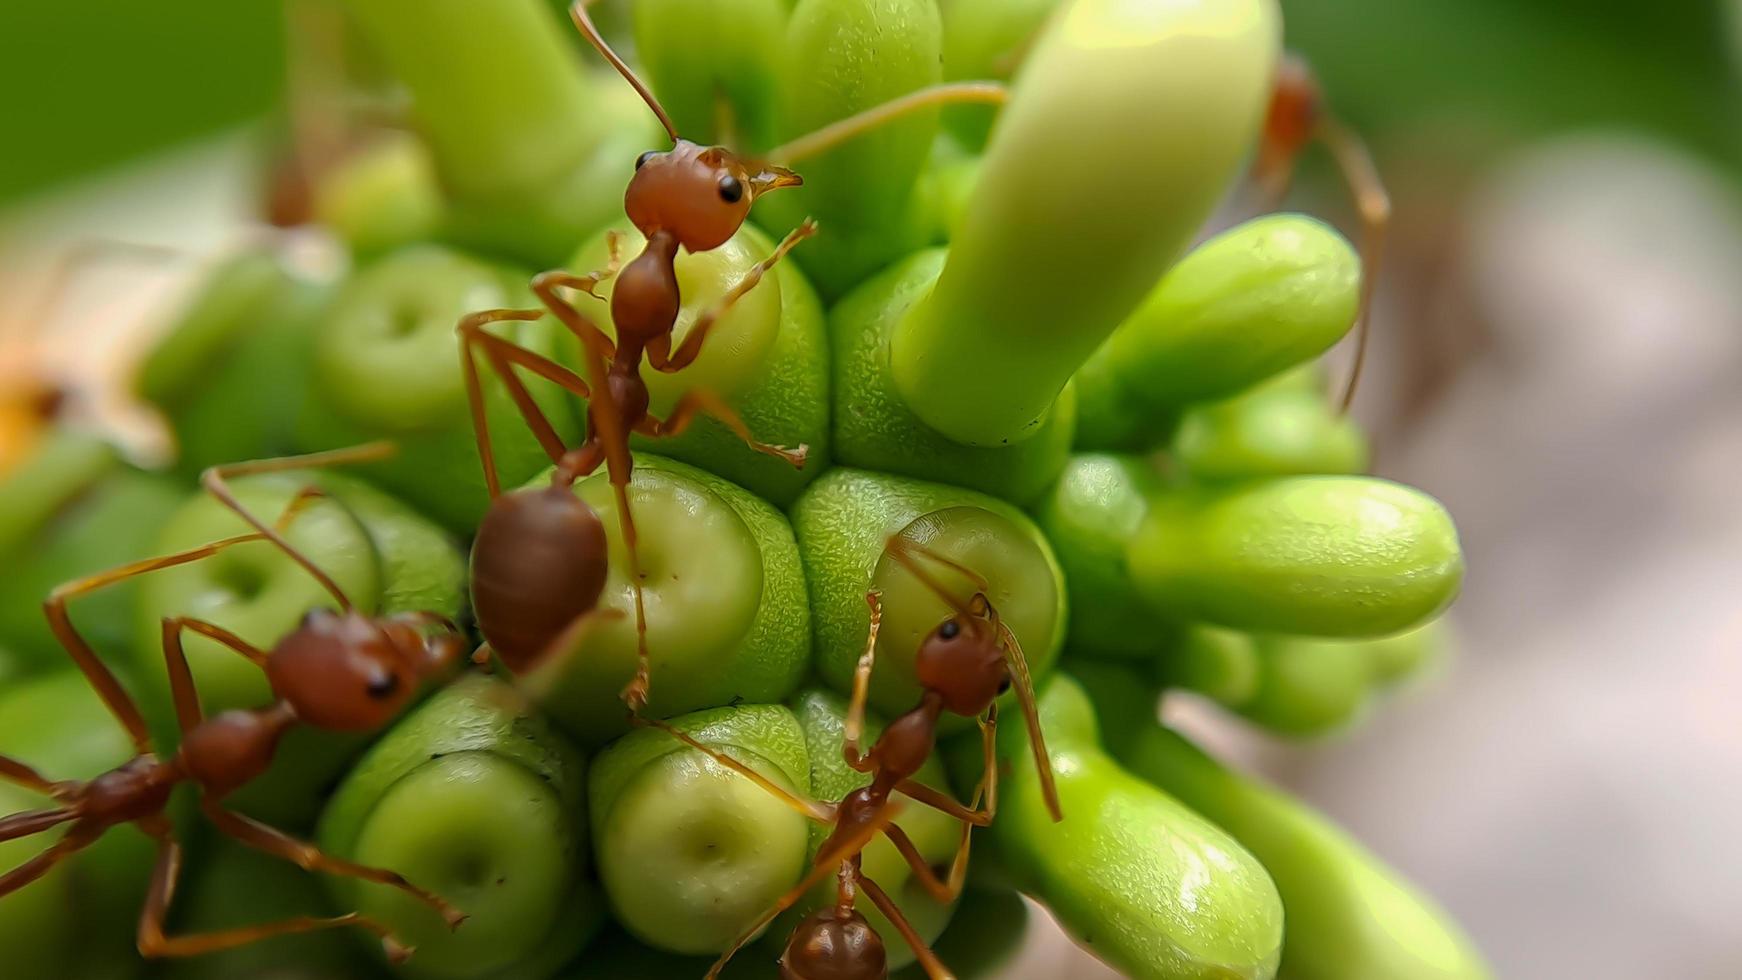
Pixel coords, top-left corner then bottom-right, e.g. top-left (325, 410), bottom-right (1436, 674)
top-left (471, 485), bottom-right (609, 673)
top-left (781, 907), bottom-right (889, 980)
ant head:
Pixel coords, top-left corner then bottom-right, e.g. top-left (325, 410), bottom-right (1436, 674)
top-left (779, 906), bottom-right (887, 980)
top-left (266, 609), bottom-right (463, 732)
top-left (914, 596), bottom-right (1011, 718)
top-left (1265, 54), bottom-right (1324, 160)
top-left (625, 141), bottom-right (802, 252)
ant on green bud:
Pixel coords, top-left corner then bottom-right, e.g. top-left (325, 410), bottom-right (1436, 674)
top-left (0, 444), bottom-right (467, 963)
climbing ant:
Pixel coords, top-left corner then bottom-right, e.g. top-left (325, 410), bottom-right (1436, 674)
top-left (1257, 54), bottom-right (1392, 412)
top-left (0, 443), bottom-right (466, 962)
top-left (459, 0), bottom-right (1008, 710)
top-left (650, 535), bottom-right (1062, 980)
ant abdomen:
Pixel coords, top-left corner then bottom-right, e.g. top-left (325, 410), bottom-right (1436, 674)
top-left (781, 907), bottom-right (889, 980)
top-left (471, 485), bottom-right (609, 673)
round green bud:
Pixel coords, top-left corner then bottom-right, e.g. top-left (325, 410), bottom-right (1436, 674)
top-left (791, 468), bottom-right (1064, 725)
top-left (1237, 635), bottom-right (1374, 737)
top-left (588, 704), bottom-right (812, 955)
top-left (314, 132), bottom-right (446, 258)
top-left (1173, 367), bottom-right (1370, 481)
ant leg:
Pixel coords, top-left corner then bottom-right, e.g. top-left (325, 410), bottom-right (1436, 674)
top-left (0, 806), bottom-right (76, 843)
top-left (42, 530), bottom-right (281, 756)
top-left (529, 252), bottom-right (624, 364)
top-left (0, 755), bottom-right (72, 798)
top-left (201, 802), bottom-right (465, 929)
top-left (885, 708), bottom-right (994, 901)
top-left (461, 315), bottom-right (586, 462)
top-left (458, 308), bottom-right (555, 496)
top-left (842, 591), bottom-right (882, 773)
top-left (859, 872), bottom-right (956, 980)
top-left (201, 443), bottom-right (403, 611)
top-left (763, 83), bottom-right (1010, 165)
top-left (640, 718), bottom-right (835, 824)
top-left (651, 220), bottom-right (818, 374)
top-left (1317, 116), bottom-right (1390, 412)
top-left (706, 809), bottom-right (903, 980)
top-left (134, 822), bottom-right (414, 963)
top-left (159, 616), bottom-right (272, 735)
top-left (0, 829), bottom-right (91, 900)
top-left (638, 389), bottom-right (808, 469)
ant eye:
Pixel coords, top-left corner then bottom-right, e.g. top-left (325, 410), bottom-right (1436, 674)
top-left (365, 672), bottom-right (400, 700)
top-left (718, 175), bottom-right (744, 204)
top-left (939, 620), bottom-right (960, 641)
top-left (635, 150), bottom-right (658, 171)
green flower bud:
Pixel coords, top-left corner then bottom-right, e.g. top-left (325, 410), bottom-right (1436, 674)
top-left (589, 703), bottom-right (812, 955)
top-left (1172, 365), bottom-right (1371, 481)
top-left (791, 468), bottom-right (1064, 725)
top-left (1237, 635), bottom-right (1375, 737)
top-left (523, 455), bottom-right (810, 746)
top-left (315, 133), bottom-right (446, 259)
top-left (1130, 476), bottom-right (1464, 637)
top-left (630, 0), bottom-right (789, 149)
top-left (320, 675), bottom-right (597, 979)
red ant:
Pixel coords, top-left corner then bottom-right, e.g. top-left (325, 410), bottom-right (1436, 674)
top-left (458, 0), bottom-right (1008, 710)
top-left (650, 536), bottom-right (1062, 980)
top-left (0, 444), bottom-right (467, 962)
top-left (1256, 54), bottom-right (1392, 412)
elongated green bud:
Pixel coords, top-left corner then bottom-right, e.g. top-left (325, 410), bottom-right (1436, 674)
top-left (1130, 476), bottom-right (1464, 638)
top-left (589, 703), bottom-right (812, 955)
top-left (1237, 635), bottom-right (1375, 737)
top-left (949, 674), bottom-right (1284, 979)
top-left (768, 689), bottom-right (961, 971)
top-left (939, 0), bottom-right (1064, 148)
top-left (630, 0), bottom-right (788, 149)
top-left (1083, 215), bottom-right (1360, 428)
top-left (320, 675), bottom-right (598, 978)
top-left (298, 244), bottom-right (575, 530)
top-left (133, 470), bottom-right (463, 825)
top-left (1159, 624), bottom-right (1262, 708)
top-left (1121, 725), bottom-right (1492, 980)
top-left (0, 672), bottom-right (156, 980)
top-left (791, 468), bottom-right (1064, 723)
top-left (1033, 453), bottom-right (1172, 659)
top-left (1173, 365), bottom-right (1371, 481)
top-left (892, 0), bottom-right (1281, 446)
top-left (830, 250), bottom-right (1076, 502)
top-left (564, 222), bottom-right (829, 506)
top-left (526, 455), bottom-right (811, 745)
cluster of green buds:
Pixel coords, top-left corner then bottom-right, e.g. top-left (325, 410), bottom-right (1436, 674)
top-left (0, 1), bottom-right (1490, 978)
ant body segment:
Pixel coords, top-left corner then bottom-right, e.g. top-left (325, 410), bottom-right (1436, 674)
top-left (0, 444), bottom-right (466, 962)
top-left (1257, 54), bottom-right (1391, 412)
top-left (651, 536), bottom-right (1062, 980)
top-left (460, 0), bottom-right (1008, 711)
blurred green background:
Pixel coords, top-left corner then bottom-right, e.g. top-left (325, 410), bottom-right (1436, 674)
top-left (3, 0), bottom-right (1737, 207)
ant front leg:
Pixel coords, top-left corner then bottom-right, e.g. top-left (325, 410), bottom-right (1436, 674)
top-left (648, 219), bottom-right (818, 374)
top-left (894, 705), bottom-right (998, 829)
top-left (134, 819), bottom-right (415, 963)
top-left (637, 388), bottom-right (808, 469)
top-left (530, 260), bottom-right (622, 366)
top-left (0, 755), bottom-right (75, 799)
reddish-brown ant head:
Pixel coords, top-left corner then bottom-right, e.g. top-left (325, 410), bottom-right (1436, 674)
top-left (625, 140), bottom-right (802, 252)
top-left (913, 597), bottom-right (1011, 719)
top-left (1264, 54), bottom-right (1324, 163)
top-left (265, 609), bottom-right (464, 732)
top-left (780, 906), bottom-right (888, 980)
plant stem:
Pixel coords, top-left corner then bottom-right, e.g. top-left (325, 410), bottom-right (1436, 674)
top-left (890, 0), bottom-right (1280, 446)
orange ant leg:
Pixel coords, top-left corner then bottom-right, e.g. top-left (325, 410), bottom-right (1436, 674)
top-left (859, 872), bottom-right (956, 980)
top-left (0, 805), bottom-right (76, 843)
top-left (641, 718), bottom-right (836, 824)
top-left (649, 220), bottom-right (818, 374)
top-left (457, 308), bottom-right (558, 497)
top-left (134, 822), bottom-right (414, 963)
top-left (200, 443), bottom-right (404, 611)
top-left (0, 828), bottom-right (94, 899)
top-left (705, 807), bottom-right (902, 980)
top-left (1318, 116), bottom-right (1390, 412)
top-left (636, 388), bottom-right (809, 469)
top-left (885, 707), bottom-right (995, 901)
top-left (762, 84), bottom-right (1010, 166)
top-left (43, 529), bottom-right (282, 756)
top-left (459, 314), bottom-right (589, 466)
top-left (842, 591), bottom-right (883, 772)
top-left (199, 802), bottom-right (465, 929)
top-left (0, 755), bottom-right (73, 798)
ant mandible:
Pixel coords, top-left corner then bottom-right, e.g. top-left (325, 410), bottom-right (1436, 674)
top-left (1256, 53), bottom-right (1392, 413)
top-left (0, 444), bottom-right (467, 962)
top-left (650, 535), bottom-right (1063, 980)
top-left (459, 0), bottom-right (1009, 710)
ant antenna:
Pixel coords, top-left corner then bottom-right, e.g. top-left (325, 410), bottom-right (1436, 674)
top-left (1318, 116), bottom-right (1390, 414)
top-left (995, 620), bottom-right (1061, 822)
top-left (569, 0), bottom-right (679, 143)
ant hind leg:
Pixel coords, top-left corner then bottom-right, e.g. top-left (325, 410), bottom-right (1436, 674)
top-left (639, 389), bottom-right (808, 469)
